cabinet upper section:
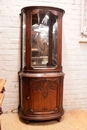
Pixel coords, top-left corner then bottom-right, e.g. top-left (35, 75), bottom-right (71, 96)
top-left (20, 6), bottom-right (65, 72)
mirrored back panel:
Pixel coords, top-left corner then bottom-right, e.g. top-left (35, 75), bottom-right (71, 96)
top-left (32, 10), bottom-right (58, 67)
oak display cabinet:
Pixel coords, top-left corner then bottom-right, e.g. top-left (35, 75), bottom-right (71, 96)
top-left (18, 6), bottom-right (65, 123)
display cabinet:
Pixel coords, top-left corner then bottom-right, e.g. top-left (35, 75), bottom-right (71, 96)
top-left (18, 6), bottom-right (65, 123)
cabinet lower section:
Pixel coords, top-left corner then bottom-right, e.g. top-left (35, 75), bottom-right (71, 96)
top-left (18, 72), bottom-right (64, 122)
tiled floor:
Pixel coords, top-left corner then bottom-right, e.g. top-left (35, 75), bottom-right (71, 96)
top-left (0, 110), bottom-right (87, 130)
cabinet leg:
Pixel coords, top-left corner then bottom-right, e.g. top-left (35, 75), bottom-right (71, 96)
top-left (20, 117), bottom-right (30, 124)
top-left (25, 120), bottom-right (30, 124)
top-left (57, 117), bottom-right (61, 122)
top-left (0, 107), bottom-right (3, 115)
top-left (0, 122), bottom-right (1, 130)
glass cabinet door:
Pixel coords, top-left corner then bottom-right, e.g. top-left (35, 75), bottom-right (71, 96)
top-left (32, 10), bottom-right (58, 68)
top-left (22, 12), bottom-right (26, 69)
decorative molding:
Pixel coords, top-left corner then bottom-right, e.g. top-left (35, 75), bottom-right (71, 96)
top-left (30, 78), bottom-right (59, 98)
top-left (42, 107), bottom-right (48, 111)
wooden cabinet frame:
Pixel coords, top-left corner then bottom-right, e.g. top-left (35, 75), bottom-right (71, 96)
top-left (18, 6), bottom-right (65, 123)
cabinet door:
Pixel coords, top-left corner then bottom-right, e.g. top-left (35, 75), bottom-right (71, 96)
top-left (21, 77), bottom-right (63, 115)
top-left (29, 78), bottom-right (60, 114)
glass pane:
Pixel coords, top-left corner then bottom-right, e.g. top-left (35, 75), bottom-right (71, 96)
top-left (22, 13), bottom-right (26, 69)
top-left (32, 10), bottom-right (58, 67)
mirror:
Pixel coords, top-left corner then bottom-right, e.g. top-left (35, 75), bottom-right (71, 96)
top-left (32, 10), bottom-right (58, 67)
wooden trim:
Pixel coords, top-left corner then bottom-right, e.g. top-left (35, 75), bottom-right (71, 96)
top-left (0, 79), bottom-right (6, 93)
top-left (0, 93), bottom-right (5, 107)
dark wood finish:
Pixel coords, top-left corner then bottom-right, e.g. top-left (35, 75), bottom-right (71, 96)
top-left (0, 107), bottom-right (3, 115)
top-left (0, 79), bottom-right (6, 115)
top-left (18, 6), bottom-right (65, 123)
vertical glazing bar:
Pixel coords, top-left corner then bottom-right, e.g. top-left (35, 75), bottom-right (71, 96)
top-left (26, 11), bottom-right (32, 69)
top-left (57, 14), bottom-right (62, 70)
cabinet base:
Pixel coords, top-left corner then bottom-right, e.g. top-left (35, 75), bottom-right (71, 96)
top-left (18, 108), bottom-right (64, 123)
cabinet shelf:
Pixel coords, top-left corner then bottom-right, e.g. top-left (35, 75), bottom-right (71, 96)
top-left (32, 48), bottom-right (39, 51)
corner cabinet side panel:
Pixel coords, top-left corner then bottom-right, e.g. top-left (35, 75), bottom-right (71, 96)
top-left (58, 77), bottom-right (64, 112)
top-left (20, 77), bottom-right (31, 114)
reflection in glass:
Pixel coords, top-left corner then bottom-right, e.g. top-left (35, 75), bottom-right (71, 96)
top-left (22, 13), bottom-right (26, 68)
top-left (32, 10), bottom-right (58, 67)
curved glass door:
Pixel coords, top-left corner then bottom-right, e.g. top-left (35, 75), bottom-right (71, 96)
top-left (22, 12), bottom-right (26, 69)
top-left (31, 10), bottom-right (58, 68)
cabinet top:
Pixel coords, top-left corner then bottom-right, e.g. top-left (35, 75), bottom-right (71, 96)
top-left (21, 6), bottom-right (65, 14)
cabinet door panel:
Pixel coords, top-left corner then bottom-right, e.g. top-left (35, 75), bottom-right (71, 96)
top-left (29, 78), bottom-right (59, 113)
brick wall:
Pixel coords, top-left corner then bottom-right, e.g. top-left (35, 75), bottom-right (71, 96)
top-left (0, 0), bottom-right (87, 113)
top-left (85, 0), bottom-right (87, 25)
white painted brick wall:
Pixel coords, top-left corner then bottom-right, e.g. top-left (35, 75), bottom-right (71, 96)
top-left (0, 0), bottom-right (87, 113)
top-left (85, 0), bottom-right (87, 25)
